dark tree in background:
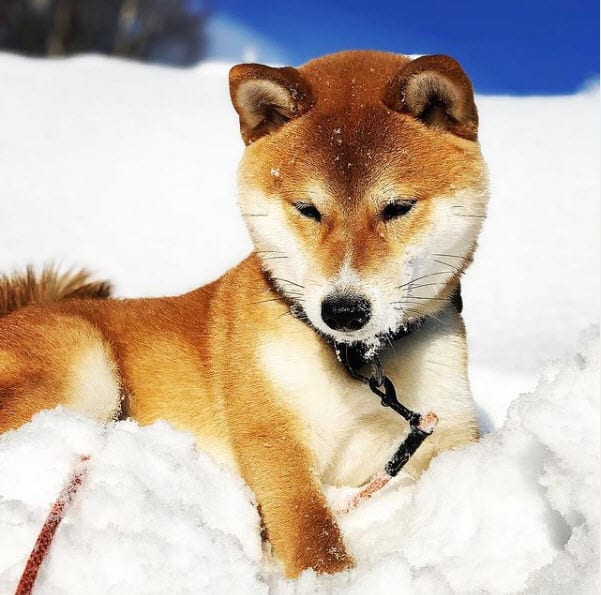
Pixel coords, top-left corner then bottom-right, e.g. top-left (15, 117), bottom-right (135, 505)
top-left (0, 0), bottom-right (210, 66)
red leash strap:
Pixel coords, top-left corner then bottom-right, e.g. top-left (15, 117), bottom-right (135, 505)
top-left (15, 455), bottom-right (90, 595)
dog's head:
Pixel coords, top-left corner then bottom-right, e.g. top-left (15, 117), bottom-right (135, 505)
top-left (229, 50), bottom-right (488, 350)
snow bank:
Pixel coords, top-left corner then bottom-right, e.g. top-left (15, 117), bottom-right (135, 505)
top-left (0, 416), bottom-right (266, 594)
top-left (1, 330), bottom-right (598, 593)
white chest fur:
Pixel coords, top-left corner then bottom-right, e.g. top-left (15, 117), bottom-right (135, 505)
top-left (260, 306), bottom-right (475, 487)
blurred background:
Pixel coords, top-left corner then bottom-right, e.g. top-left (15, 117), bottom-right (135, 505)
top-left (0, 0), bottom-right (598, 93)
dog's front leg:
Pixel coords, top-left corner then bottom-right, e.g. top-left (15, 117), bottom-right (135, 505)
top-left (232, 406), bottom-right (353, 578)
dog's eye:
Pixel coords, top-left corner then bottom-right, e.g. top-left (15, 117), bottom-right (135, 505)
top-left (294, 202), bottom-right (321, 222)
top-left (381, 199), bottom-right (417, 222)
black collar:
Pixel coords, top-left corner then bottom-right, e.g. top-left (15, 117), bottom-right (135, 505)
top-left (332, 316), bottom-right (425, 381)
top-left (333, 281), bottom-right (462, 378)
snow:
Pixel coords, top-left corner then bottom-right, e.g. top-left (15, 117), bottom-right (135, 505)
top-left (0, 416), bottom-right (266, 594)
top-left (465, 92), bottom-right (600, 425)
top-left (1, 332), bottom-right (598, 593)
top-left (0, 53), bottom-right (599, 592)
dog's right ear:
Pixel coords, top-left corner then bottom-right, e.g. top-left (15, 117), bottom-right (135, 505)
top-left (229, 64), bottom-right (313, 145)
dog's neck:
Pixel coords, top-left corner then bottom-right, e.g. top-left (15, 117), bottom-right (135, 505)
top-left (332, 319), bottom-right (425, 378)
top-left (259, 260), bottom-right (463, 373)
top-left (334, 283), bottom-right (462, 371)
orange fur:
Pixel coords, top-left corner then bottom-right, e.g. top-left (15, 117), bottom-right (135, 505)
top-left (1, 50), bottom-right (489, 577)
top-left (0, 266), bottom-right (111, 318)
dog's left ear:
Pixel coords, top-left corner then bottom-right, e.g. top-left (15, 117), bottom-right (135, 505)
top-left (229, 63), bottom-right (313, 145)
top-left (383, 55), bottom-right (478, 140)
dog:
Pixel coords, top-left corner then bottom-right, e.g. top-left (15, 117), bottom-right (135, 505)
top-left (0, 50), bottom-right (488, 577)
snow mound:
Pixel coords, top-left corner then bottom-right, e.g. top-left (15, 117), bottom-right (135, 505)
top-left (1, 330), bottom-right (598, 593)
top-left (0, 417), bottom-right (265, 594)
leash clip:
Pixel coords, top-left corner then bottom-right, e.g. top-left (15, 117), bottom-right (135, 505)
top-left (335, 341), bottom-right (437, 478)
top-left (366, 355), bottom-right (436, 477)
top-left (367, 359), bottom-right (421, 427)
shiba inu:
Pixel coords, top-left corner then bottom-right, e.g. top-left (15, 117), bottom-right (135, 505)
top-left (0, 50), bottom-right (488, 577)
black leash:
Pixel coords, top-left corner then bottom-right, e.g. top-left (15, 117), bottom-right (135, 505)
top-left (334, 336), bottom-right (435, 477)
top-left (331, 282), bottom-right (462, 477)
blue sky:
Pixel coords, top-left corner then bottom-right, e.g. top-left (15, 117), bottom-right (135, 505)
top-left (206, 0), bottom-right (599, 94)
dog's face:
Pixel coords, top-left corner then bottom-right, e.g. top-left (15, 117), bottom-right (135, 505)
top-left (230, 51), bottom-right (488, 350)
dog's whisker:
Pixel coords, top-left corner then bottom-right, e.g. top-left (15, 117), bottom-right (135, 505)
top-left (433, 259), bottom-right (461, 273)
top-left (396, 271), bottom-right (449, 290)
top-left (251, 297), bottom-right (288, 305)
top-left (394, 302), bottom-right (422, 311)
top-left (394, 302), bottom-right (441, 311)
top-left (273, 311), bottom-right (294, 322)
top-left (384, 334), bottom-right (397, 357)
top-left (272, 277), bottom-right (305, 289)
top-left (393, 306), bottom-right (425, 317)
top-left (254, 288), bottom-right (303, 297)
top-left (450, 205), bottom-right (486, 214)
top-left (395, 306), bottom-right (444, 324)
top-left (391, 296), bottom-right (451, 303)
top-left (253, 298), bottom-right (306, 309)
top-left (397, 281), bottom-right (448, 291)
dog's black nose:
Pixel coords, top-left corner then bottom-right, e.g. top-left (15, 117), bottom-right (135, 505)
top-left (321, 295), bottom-right (371, 332)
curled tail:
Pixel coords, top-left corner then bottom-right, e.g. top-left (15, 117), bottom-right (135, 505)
top-left (0, 266), bottom-right (112, 317)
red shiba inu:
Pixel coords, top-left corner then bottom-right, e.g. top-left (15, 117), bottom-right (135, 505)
top-left (0, 50), bottom-right (488, 577)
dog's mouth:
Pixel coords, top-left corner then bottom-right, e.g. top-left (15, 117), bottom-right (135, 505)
top-left (290, 300), bottom-right (419, 359)
top-left (266, 270), bottom-right (426, 352)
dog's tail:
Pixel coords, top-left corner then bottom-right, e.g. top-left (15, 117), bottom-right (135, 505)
top-left (0, 266), bottom-right (112, 318)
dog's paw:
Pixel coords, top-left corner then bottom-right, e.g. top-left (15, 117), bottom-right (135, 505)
top-left (281, 506), bottom-right (354, 578)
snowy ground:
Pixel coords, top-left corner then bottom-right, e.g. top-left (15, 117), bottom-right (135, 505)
top-left (1, 332), bottom-right (598, 594)
top-left (0, 54), bottom-right (599, 592)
